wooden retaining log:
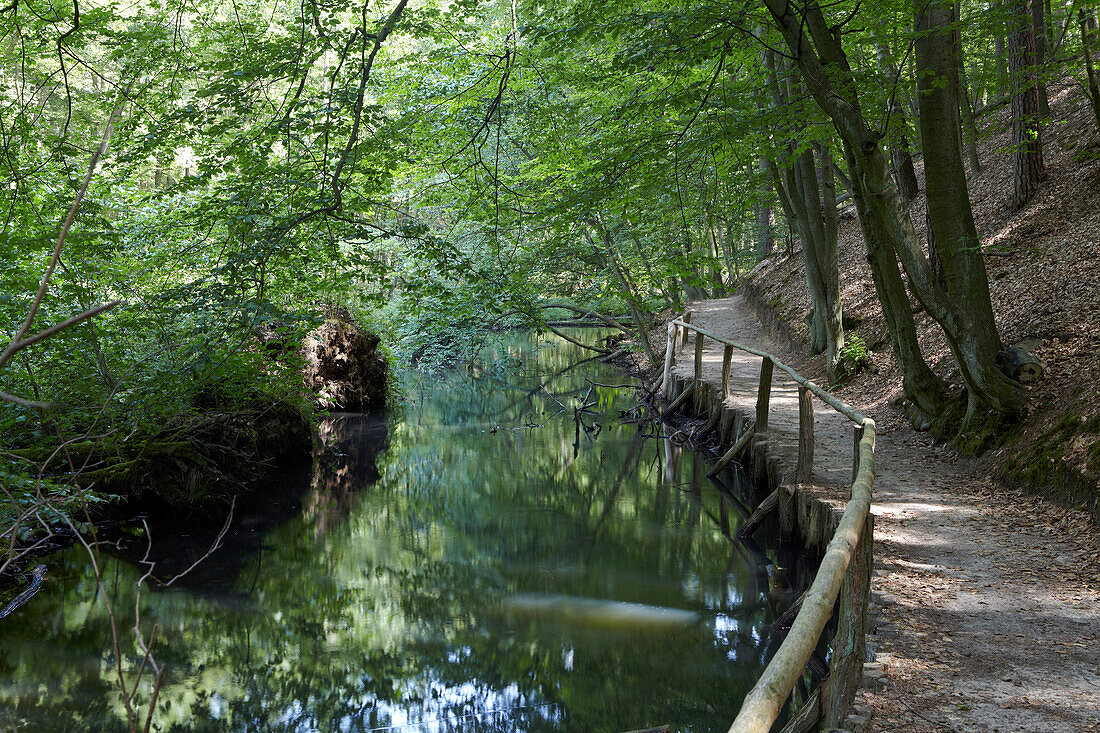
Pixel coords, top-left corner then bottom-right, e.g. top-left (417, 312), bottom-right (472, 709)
top-left (796, 385), bottom-right (814, 483)
top-left (721, 344), bottom-right (733, 399)
top-left (736, 488), bottom-right (780, 539)
top-left (719, 406), bottom-right (737, 444)
top-left (694, 401), bottom-right (723, 440)
top-left (778, 686), bottom-right (821, 733)
top-left (821, 513), bottom-right (874, 729)
top-left (755, 356), bottom-right (773, 433)
top-left (693, 332), bottom-right (705, 414)
top-left (707, 423), bottom-right (756, 477)
top-left (660, 382), bottom-right (695, 420)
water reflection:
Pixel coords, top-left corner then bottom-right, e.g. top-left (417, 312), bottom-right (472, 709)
top-left (0, 331), bottom-right (783, 732)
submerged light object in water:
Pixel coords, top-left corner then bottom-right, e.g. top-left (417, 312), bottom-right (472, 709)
top-left (503, 593), bottom-right (700, 630)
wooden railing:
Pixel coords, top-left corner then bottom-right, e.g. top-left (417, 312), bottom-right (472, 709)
top-left (662, 317), bottom-right (876, 733)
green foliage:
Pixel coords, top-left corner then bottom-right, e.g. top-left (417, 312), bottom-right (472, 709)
top-left (840, 334), bottom-right (871, 371)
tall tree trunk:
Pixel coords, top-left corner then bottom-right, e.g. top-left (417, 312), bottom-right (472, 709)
top-left (1082, 8), bottom-right (1100, 132)
top-left (917, 0), bottom-right (1009, 420)
top-left (765, 0), bottom-right (1023, 419)
top-left (817, 144), bottom-right (845, 378)
top-left (1009, 0), bottom-right (1046, 209)
top-left (955, 18), bottom-right (983, 175)
top-left (755, 156), bottom-right (776, 256)
top-left (793, 146), bottom-right (829, 357)
top-left (994, 10), bottom-right (1009, 100)
top-left (876, 41), bottom-right (921, 201)
top-left (765, 49), bottom-right (844, 376)
top-left (1031, 0), bottom-right (1051, 118)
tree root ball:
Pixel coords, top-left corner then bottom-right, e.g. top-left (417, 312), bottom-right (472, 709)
top-left (302, 306), bottom-right (388, 411)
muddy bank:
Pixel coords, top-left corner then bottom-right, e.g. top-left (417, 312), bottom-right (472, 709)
top-left (17, 310), bottom-right (389, 519)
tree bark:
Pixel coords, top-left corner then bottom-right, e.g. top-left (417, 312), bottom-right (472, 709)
top-left (755, 156), bottom-right (776, 256)
top-left (1031, 0), bottom-right (1051, 118)
top-left (954, 13), bottom-right (983, 175)
top-left (1009, 0), bottom-right (1046, 210)
top-left (917, 0), bottom-right (1010, 420)
top-left (1082, 8), bottom-right (1100, 132)
top-left (876, 41), bottom-right (921, 201)
top-left (764, 0), bottom-right (1022, 419)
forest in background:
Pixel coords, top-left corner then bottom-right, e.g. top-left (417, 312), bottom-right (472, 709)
top-left (3, 0), bottom-right (1100, 544)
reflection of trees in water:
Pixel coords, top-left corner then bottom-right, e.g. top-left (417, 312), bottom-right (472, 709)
top-left (306, 413), bottom-right (391, 535)
top-left (0, 331), bottom-right (787, 732)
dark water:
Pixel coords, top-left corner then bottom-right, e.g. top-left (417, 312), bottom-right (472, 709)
top-left (0, 331), bottom-right (786, 732)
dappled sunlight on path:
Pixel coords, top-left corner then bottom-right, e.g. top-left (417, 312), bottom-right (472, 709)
top-left (673, 296), bottom-right (1100, 732)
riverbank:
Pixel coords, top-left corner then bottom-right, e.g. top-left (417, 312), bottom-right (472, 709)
top-left (644, 296), bottom-right (1100, 732)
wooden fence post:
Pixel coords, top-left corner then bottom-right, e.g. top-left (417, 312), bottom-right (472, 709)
top-left (797, 386), bottom-right (814, 483)
top-left (755, 356), bottom-right (773, 434)
top-left (821, 513), bottom-right (874, 728)
top-left (852, 423), bottom-right (865, 483)
top-left (662, 324), bottom-right (675, 401)
top-left (721, 344), bottom-right (733, 399)
top-left (680, 311), bottom-right (692, 353)
top-left (693, 332), bottom-right (704, 414)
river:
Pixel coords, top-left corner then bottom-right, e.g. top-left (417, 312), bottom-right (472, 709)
top-left (0, 331), bottom-right (789, 732)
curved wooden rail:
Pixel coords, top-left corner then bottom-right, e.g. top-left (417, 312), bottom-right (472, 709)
top-left (665, 317), bottom-right (876, 733)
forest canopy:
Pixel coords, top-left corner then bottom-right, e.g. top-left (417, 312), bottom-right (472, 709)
top-left (2, 0), bottom-right (1099, 465)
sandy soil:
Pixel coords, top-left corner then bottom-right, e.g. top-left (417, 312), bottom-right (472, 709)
top-left (671, 297), bottom-right (1100, 733)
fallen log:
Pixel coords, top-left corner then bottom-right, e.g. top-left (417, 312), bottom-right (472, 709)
top-left (706, 423), bottom-right (755, 477)
top-left (769, 588), bottom-right (810, 631)
top-left (660, 383), bottom-right (695, 420)
top-left (736, 488), bottom-right (780, 540)
top-left (997, 346), bottom-right (1043, 383)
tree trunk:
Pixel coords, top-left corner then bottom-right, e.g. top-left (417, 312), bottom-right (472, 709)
top-left (919, 0), bottom-right (972, 288)
top-left (955, 17), bottom-right (983, 175)
top-left (1082, 8), bottom-right (1100, 132)
top-left (1009, 0), bottom-right (1046, 210)
top-left (1031, 0), bottom-right (1051, 118)
top-left (765, 0), bottom-right (1023, 419)
top-left (843, 141), bottom-right (946, 426)
top-left (876, 42), bottom-right (921, 201)
top-left (994, 11), bottom-right (1009, 100)
top-left (793, 146), bottom-right (828, 357)
top-left (917, 0), bottom-right (1010, 420)
top-left (755, 156), bottom-right (776, 256)
top-left (765, 50), bottom-right (844, 376)
top-left (817, 145), bottom-right (845, 378)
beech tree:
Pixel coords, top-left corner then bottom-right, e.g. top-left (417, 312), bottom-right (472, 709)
top-left (763, 0), bottom-right (1021, 421)
top-left (1082, 8), bottom-right (1100, 131)
top-left (1009, 0), bottom-right (1047, 209)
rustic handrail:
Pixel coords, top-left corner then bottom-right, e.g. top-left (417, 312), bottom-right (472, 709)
top-left (666, 317), bottom-right (876, 733)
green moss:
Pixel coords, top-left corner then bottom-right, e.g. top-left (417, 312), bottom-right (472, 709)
top-left (999, 412), bottom-right (1100, 519)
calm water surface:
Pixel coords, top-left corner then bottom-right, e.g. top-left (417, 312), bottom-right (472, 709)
top-left (0, 332), bottom-right (784, 732)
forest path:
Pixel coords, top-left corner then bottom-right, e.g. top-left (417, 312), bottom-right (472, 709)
top-left (672, 296), bottom-right (1100, 733)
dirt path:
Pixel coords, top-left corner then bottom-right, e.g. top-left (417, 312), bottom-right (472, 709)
top-left (672, 296), bottom-right (1100, 733)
